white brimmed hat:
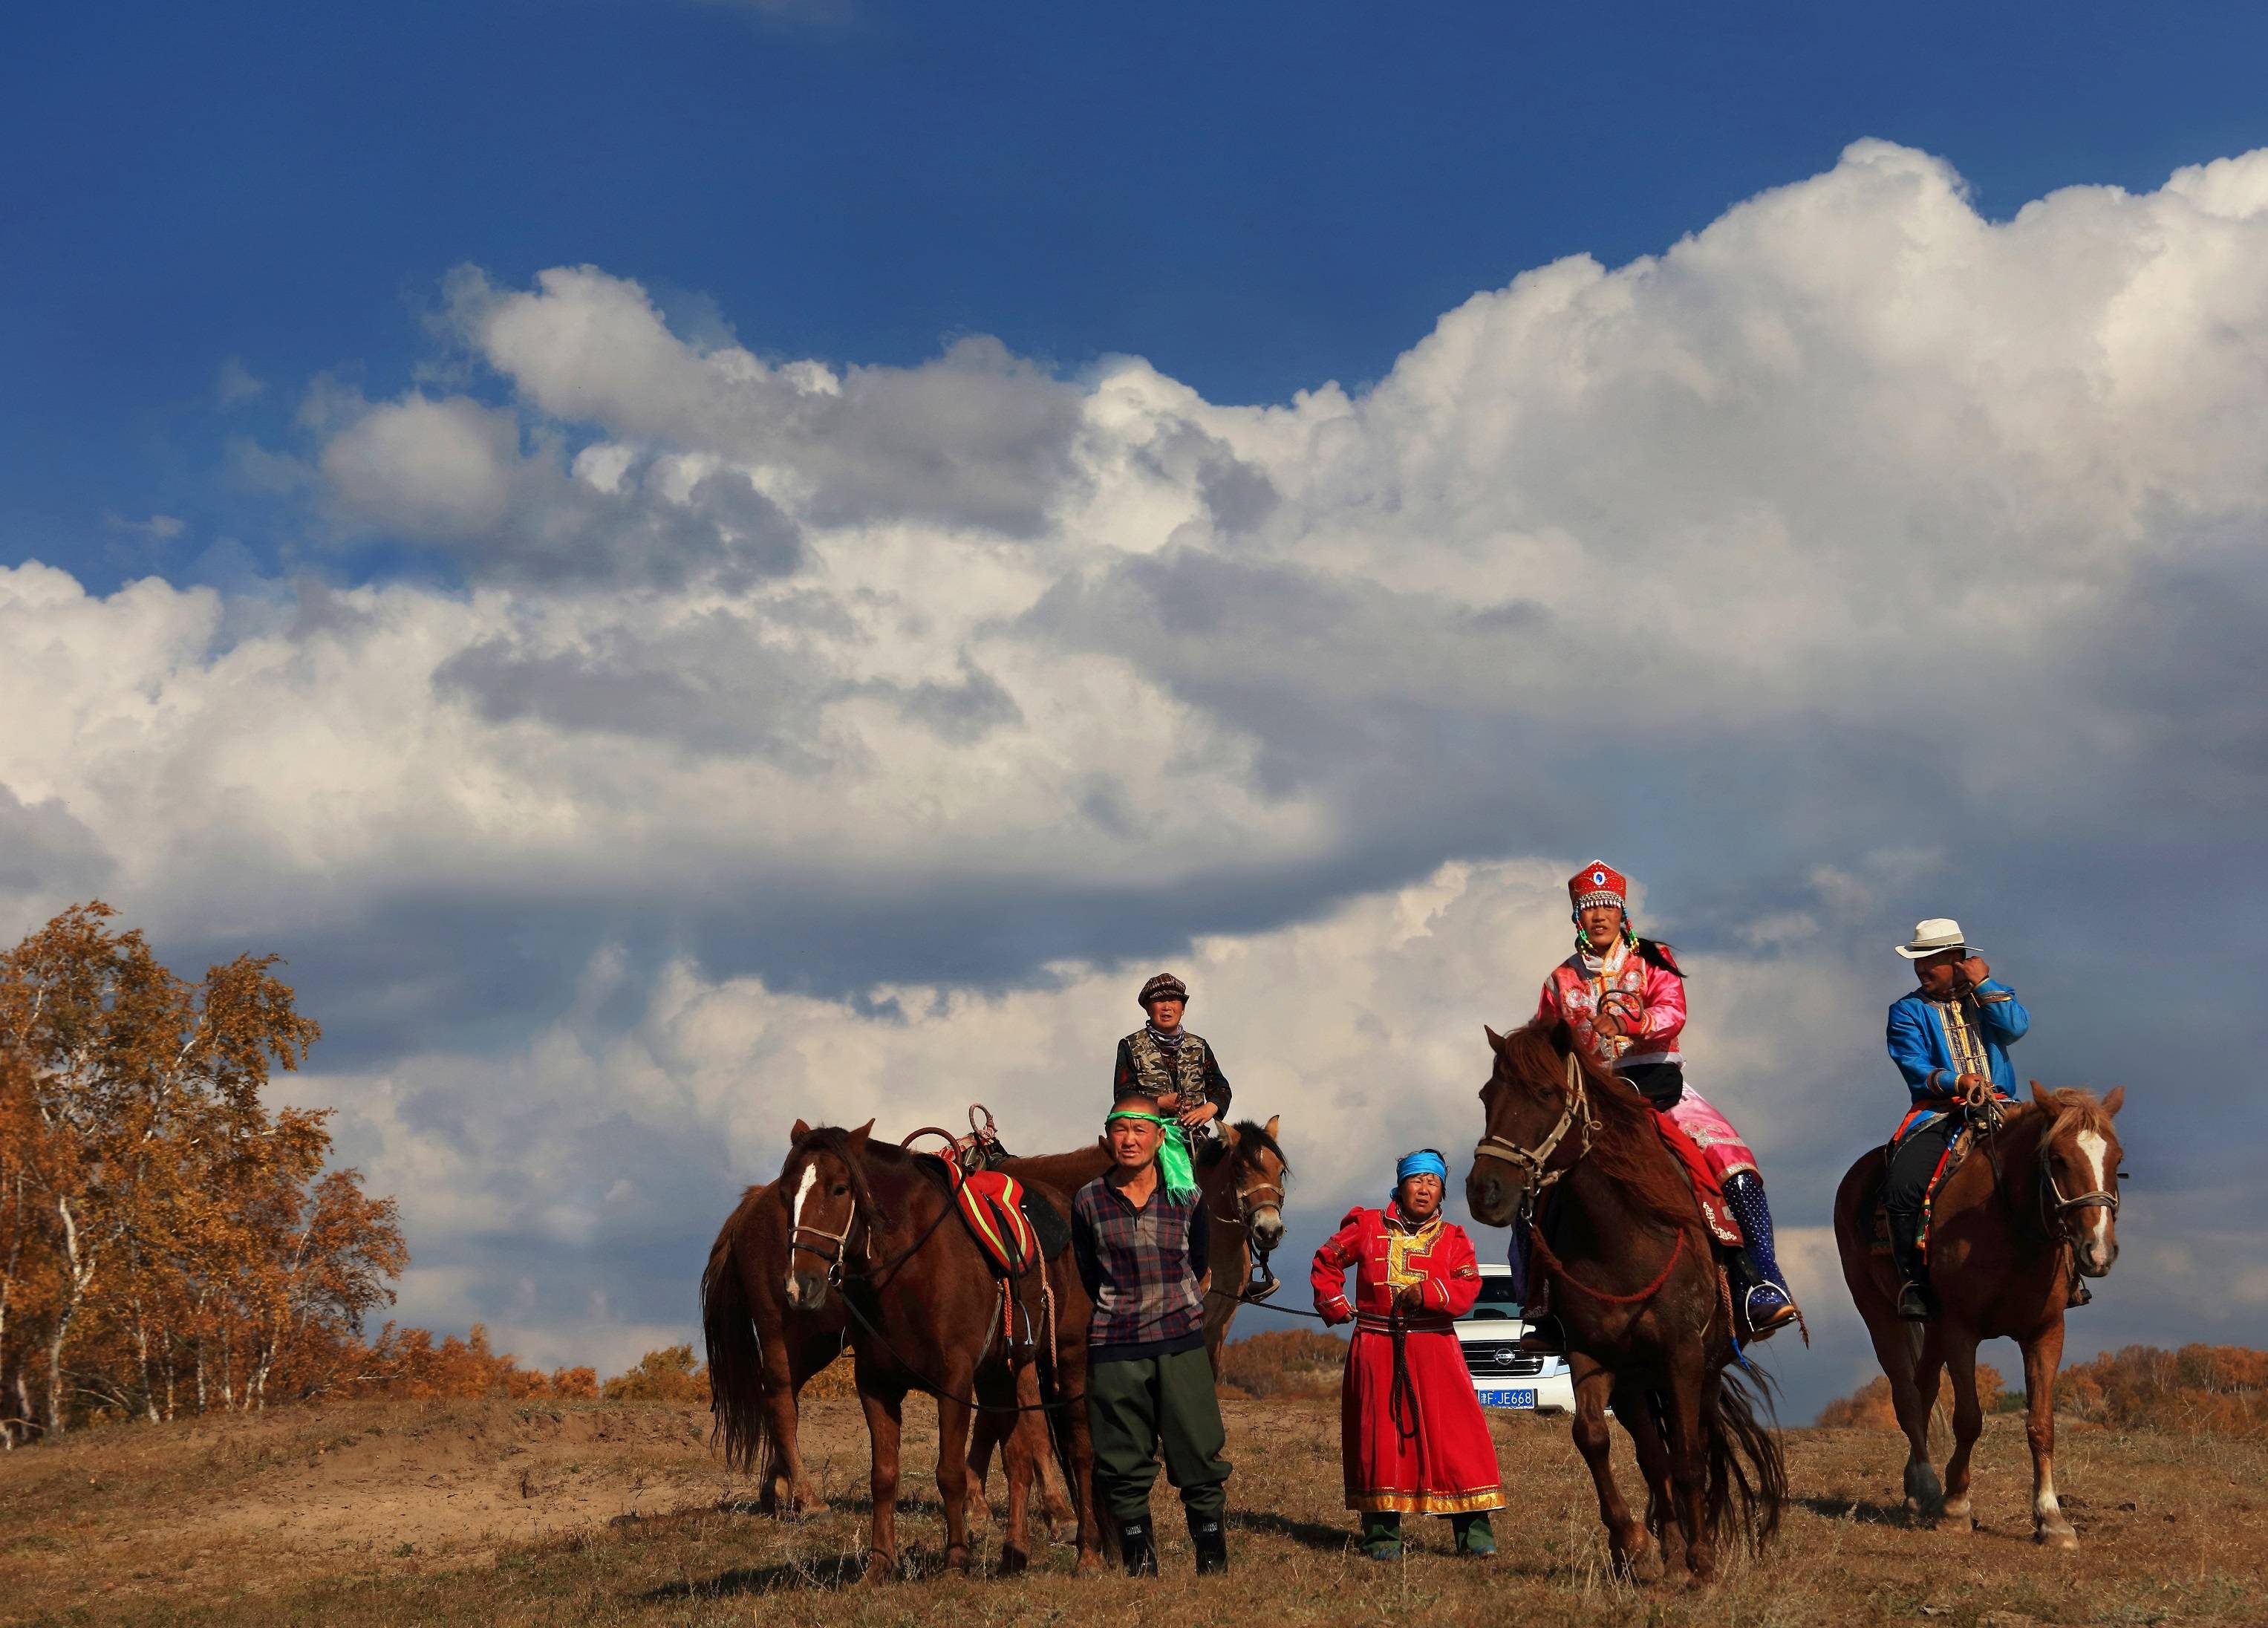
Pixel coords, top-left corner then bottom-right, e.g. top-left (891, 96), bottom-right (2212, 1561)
top-left (1894, 918), bottom-right (1975, 960)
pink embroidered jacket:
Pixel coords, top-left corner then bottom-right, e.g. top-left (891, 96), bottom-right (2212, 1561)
top-left (1533, 940), bottom-right (1687, 1072)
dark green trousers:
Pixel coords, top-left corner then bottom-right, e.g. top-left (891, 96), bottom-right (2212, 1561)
top-left (1086, 1347), bottom-right (1231, 1523)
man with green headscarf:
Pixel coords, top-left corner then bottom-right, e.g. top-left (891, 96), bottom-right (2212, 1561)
top-left (1071, 1090), bottom-right (1233, 1576)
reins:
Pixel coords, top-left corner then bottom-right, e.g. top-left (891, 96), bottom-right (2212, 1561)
top-left (1470, 1051), bottom-right (1597, 1212)
top-left (1473, 1048), bottom-right (1690, 1312)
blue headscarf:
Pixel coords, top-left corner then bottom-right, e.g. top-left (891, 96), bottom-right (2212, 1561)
top-left (1395, 1148), bottom-right (1449, 1186)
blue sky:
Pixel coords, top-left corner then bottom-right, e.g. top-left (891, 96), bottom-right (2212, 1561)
top-left (10, 1), bottom-right (2268, 593)
top-left (6, 2), bottom-right (2268, 1420)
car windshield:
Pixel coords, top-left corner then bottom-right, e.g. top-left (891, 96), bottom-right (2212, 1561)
top-left (1462, 1275), bottom-right (1523, 1319)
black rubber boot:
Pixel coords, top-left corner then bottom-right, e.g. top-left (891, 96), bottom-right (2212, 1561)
top-left (1117, 1515), bottom-right (1158, 1577)
top-left (1188, 1509), bottom-right (1228, 1575)
top-left (1888, 1224), bottom-right (1935, 1321)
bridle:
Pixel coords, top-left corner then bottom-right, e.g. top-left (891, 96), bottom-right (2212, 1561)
top-left (789, 1189), bottom-right (860, 1278)
top-left (2038, 1124), bottom-right (2122, 1245)
top-left (1210, 1146), bottom-right (1288, 1303)
top-left (1472, 1049), bottom-right (1599, 1218)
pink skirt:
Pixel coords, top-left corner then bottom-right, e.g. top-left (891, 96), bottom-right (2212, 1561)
top-left (1666, 1087), bottom-right (1759, 1183)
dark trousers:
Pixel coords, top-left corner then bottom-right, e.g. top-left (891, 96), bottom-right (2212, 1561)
top-left (1086, 1347), bottom-right (1231, 1524)
top-left (1883, 1116), bottom-right (1958, 1268)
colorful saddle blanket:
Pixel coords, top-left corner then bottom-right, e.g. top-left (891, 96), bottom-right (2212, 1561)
top-left (1652, 1112), bottom-right (1745, 1248)
top-left (955, 1170), bottom-right (1045, 1277)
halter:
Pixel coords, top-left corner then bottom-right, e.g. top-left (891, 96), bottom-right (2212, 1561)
top-left (1471, 1050), bottom-right (1600, 1215)
top-left (789, 1196), bottom-right (859, 1279)
top-left (2039, 1143), bottom-right (2121, 1243)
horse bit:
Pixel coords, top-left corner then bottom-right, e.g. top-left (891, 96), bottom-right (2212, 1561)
top-left (1471, 1050), bottom-right (1599, 1222)
top-left (1216, 1168), bottom-right (1288, 1301)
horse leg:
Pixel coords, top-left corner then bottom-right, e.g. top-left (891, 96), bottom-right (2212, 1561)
top-left (1060, 1345), bottom-right (1106, 1572)
top-left (1666, 1363), bottom-right (1717, 1585)
top-left (1617, 1383), bottom-right (1677, 1581)
top-left (968, 1403), bottom-right (1004, 1530)
top-left (858, 1381), bottom-right (906, 1583)
top-left (933, 1382), bottom-right (977, 1575)
top-left (2021, 1320), bottom-right (2077, 1550)
top-left (1864, 1309), bottom-right (1943, 1521)
top-left (1939, 1328), bottom-right (1984, 1527)
top-left (1571, 1360), bottom-right (1649, 1579)
top-left (993, 1374), bottom-right (1034, 1575)
top-left (773, 1330), bottom-right (838, 1514)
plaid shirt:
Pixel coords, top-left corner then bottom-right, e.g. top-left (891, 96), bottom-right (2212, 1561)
top-left (1072, 1174), bottom-right (1211, 1361)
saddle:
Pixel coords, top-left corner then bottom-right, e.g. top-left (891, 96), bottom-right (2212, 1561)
top-left (904, 1106), bottom-right (1069, 1277)
top-left (1650, 1112), bottom-right (1744, 1248)
top-left (1866, 1120), bottom-right (1977, 1258)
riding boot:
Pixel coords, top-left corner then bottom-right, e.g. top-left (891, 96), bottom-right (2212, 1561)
top-left (1450, 1511), bottom-right (1496, 1557)
top-left (1359, 1511), bottom-right (1402, 1561)
top-left (1887, 1220), bottom-right (1935, 1322)
top-left (1508, 1224), bottom-right (1562, 1352)
top-left (1720, 1171), bottom-right (1799, 1341)
top-left (1116, 1515), bottom-right (1158, 1577)
top-left (1187, 1508), bottom-right (1229, 1575)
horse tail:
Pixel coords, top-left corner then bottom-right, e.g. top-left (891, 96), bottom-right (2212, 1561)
top-left (701, 1210), bottom-right (772, 1477)
top-left (1704, 1360), bottom-right (1787, 1553)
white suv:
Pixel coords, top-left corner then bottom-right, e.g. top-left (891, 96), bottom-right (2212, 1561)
top-left (1456, 1264), bottom-right (1575, 1415)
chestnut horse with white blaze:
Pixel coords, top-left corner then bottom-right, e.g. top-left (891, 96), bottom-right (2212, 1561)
top-left (701, 1176), bottom-right (1069, 1526)
top-left (1465, 1020), bottom-right (1784, 1585)
top-left (772, 1120), bottom-right (1103, 1580)
top-left (1833, 1082), bottom-right (2126, 1549)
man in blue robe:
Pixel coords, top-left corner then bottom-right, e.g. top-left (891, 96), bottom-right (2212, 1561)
top-left (1882, 917), bottom-right (2032, 1320)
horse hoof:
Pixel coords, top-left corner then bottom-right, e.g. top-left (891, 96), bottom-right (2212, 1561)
top-left (946, 1546), bottom-right (974, 1576)
top-left (861, 1556), bottom-right (896, 1586)
top-left (998, 1546), bottom-right (1029, 1577)
top-left (2036, 1525), bottom-right (2079, 1552)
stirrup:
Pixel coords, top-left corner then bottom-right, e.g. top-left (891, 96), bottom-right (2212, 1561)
top-left (2066, 1279), bottom-right (2093, 1309)
top-left (1742, 1283), bottom-right (1799, 1342)
top-left (1895, 1281), bottom-right (1935, 1322)
top-left (1243, 1268), bottom-right (1282, 1303)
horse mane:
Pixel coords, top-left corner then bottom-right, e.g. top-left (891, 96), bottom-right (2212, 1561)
top-left (1213, 1119), bottom-right (1291, 1179)
top-left (2018, 1085), bottom-right (2122, 1165)
top-left (1496, 1018), bottom-right (1698, 1237)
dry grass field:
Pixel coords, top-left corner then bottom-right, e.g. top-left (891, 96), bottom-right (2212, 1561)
top-left (5, 1392), bottom-right (2264, 1628)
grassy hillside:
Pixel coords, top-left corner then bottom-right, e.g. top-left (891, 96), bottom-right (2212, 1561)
top-left (4, 1392), bottom-right (2264, 1627)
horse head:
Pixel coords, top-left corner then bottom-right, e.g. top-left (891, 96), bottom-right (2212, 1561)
top-left (1218, 1114), bottom-right (1289, 1251)
top-left (779, 1118), bottom-right (876, 1310)
top-left (1467, 1021), bottom-right (1591, 1228)
top-left (2030, 1082), bottom-right (2126, 1280)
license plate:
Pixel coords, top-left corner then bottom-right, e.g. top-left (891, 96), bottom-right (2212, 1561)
top-left (1478, 1387), bottom-right (1537, 1409)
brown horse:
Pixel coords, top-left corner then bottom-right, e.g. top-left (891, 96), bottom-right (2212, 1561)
top-left (996, 1115), bottom-right (1291, 1370)
top-left (963, 1116), bottom-right (1291, 1502)
top-left (1465, 1020), bottom-right (1785, 1583)
top-left (702, 1177), bottom-right (847, 1514)
top-left (774, 1120), bottom-right (1103, 1579)
top-left (1832, 1083), bottom-right (2127, 1549)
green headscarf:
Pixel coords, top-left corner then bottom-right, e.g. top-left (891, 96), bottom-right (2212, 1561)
top-left (1106, 1110), bottom-right (1199, 1204)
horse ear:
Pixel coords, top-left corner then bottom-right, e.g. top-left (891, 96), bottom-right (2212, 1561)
top-left (2029, 1080), bottom-right (2053, 1110)
top-left (2101, 1085), bottom-right (2125, 1117)
top-left (1265, 1113), bottom-right (1280, 1139)
top-left (1218, 1121), bottom-right (1241, 1150)
top-left (791, 1118), bottom-right (811, 1140)
top-left (1484, 1023), bottom-right (1505, 1051)
top-left (848, 1119), bottom-right (874, 1150)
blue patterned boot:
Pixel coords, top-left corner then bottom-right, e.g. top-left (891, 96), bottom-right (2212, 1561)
top-left (1721, 1171), bottom-right (1799, 1342)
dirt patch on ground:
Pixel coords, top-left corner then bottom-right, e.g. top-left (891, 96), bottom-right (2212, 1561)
top-left (4, 1393), bottom-right (2264, 1627)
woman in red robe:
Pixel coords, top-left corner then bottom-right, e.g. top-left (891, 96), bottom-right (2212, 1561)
top-left (1311, 1149), bottom-right (1505, 1559)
